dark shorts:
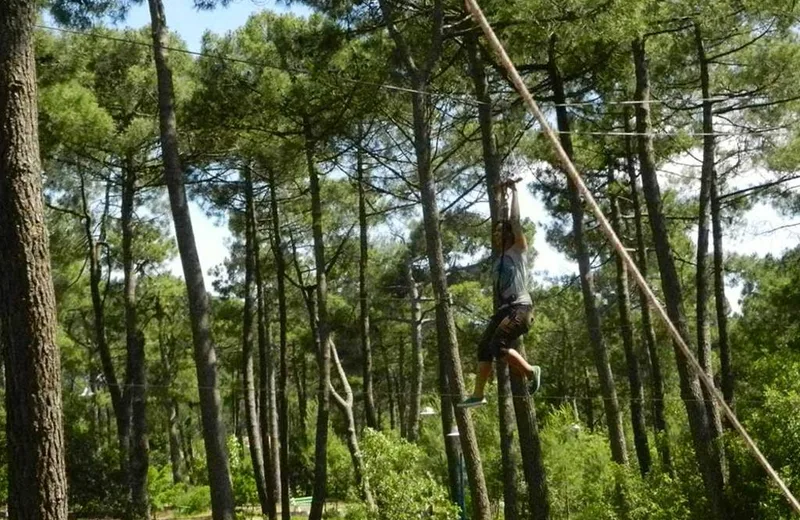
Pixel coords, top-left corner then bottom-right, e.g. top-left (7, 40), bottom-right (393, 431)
top-left (477, 304), bottom-right (533, 362)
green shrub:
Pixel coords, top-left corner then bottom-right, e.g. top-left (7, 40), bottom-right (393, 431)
top-left (358, 428), bottom-right (459, 520)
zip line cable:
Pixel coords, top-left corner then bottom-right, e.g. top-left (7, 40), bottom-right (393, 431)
top-left (34, 23), bottom-right (800, 138)
top-left (464, 0), bottom-right (800, 513)
top-left (74, 380), bottom-right (797, 407)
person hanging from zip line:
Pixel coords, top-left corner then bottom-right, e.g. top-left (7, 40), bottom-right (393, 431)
top-left (458, 178), bottom-right (541, 408)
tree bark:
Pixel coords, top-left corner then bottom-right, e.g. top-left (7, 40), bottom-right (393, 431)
top-left (0, 2), bottom-right (68, 517)
top-left (465, 32), bottom-right (523, 520)
top-left (623, 114), bottom-right (672, 471)
top-left (168, 402), bottom-right (186, 484)
top-left (437, 347), bottom-right (461, 506)
top-left (548, 36), bottom-right (628, 466)
top-left (711, 168), bottom-right (733, 408)
top-left (357, 142), bottom-right (379, 430)
top-left (694, 24), bottom-right (725, 447)
top-left (256, 207), bottom-right (280, 520)
top-left (266, 164), bottom-right (292, 520)
top-left (608, 169), bottom-right (651, 477)
top-left (122, 157), bottom-right (150, 519)
top-left (244, 167), bottom-right (270, 515)
top-left (303, 125), bottom-right (332, 520)
top-left (146, 1), bottom-right (235, 517)
top-left (633, 36), bottom-right (728, 519)
top-left (405, 262), bottom-right (424, 442)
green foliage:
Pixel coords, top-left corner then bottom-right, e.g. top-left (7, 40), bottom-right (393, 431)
top-left (227, 436), bottom-right (259, 506)
top-left (354, 429), bottom-right (459, 520)
top-left (148, 465), bottom-right (212, 514)
top-left (541, 406), bottom-right (692, 519)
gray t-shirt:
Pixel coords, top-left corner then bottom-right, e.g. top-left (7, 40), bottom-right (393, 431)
top-left (493, 246), bottom-right (532, 308)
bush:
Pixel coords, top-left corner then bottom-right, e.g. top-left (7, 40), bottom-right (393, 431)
top-left (228, 435), bottom-right (259, 506)
top-left (148, 464), bottom-right (211, 514)
top-left (357, 428), bottom-right (459, 520)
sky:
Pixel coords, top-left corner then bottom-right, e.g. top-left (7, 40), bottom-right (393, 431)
top-left (113, 0), bottom-right (800, 312)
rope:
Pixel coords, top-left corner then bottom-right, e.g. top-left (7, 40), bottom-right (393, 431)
top-left (464, 0), bottom-right (800, 514)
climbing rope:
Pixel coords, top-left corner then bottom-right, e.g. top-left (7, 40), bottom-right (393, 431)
top-left (463, 0), bottom-right (800, 513)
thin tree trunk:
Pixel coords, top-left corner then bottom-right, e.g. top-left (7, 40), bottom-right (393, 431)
top-left (81, 174), bottom-right (130, 464)
top-left (623, 115), bottom-right (672, 471)
top-left (694, 24), bottom-right (725, 447)
top-left (122, 157), bottom-right (150, 519)
top-left (406, 263), bottom-right (424, 442)
top-left (357, 141), bottom-right (379, 430)
top-left (633, 36), bottom-right (728, 519)
top-left (168, 402), bottom-right (186, 484)
top-left (711, 169), bottom-right (733, 408)
top-left (583, 367), bottom-right (594, 432)
top-left (244, 167), bottom-right (270, 515)
top-left (303, 125), bottom-right (332, 520)
top-left (548, 36), bottom-right (628, 466)
top-left (295, 349), bottom-right (308, 441)
top-left (0, 2), bottom-right (68, 516)
top-left (266, 164), bottom-right (292, 520)
top-left (466, 32), bottom-right (522, 519)
top-left (256, 217), bottom-right (280, 520)
top-left (437, 348), bottom-right (461, 506)
top-left (608, 169), bottom-right (651, 477)
top-left (410, 82), bottom-right (492, 519)
top-left (329, 340), bottom-right (376, 509)
top-left (146, 1), bottom-right (235, 517)
top-left (397, 338), bottom-right (407, 437)
top-left (377, 4), bottom-right (491, 513)
top-left (157, 320), bottom-right (186, 484)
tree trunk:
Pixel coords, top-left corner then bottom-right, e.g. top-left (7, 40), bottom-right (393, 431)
top-left (0, 2), bottom-right (68, 516)
top-left (244, 167), bottom-right (270, 515)
top-left (122, 158), bottom-right (150, 519)
top-left (583, 367), bottom-right (594, 432)
top-left (623, 115), bottom-right (672, 472)
top-left (466, 32), bottom-right (522, 519)
top-left (397, 338), bottom-right (407, 437)
top-left (303, 125), bottom-right (332, 520)
top-left (146, 1), bottom-right (235, 517)
top-left (377, 4), bottom-right (491, 513)
top-left (81, 173), bottom-right (130, 464)
top-left (633, 36), bottom-right (728, 519)
top-left (711, 168), bottom-right (733, 408)
top-left (509, 345), bottom-right (550, 520)
top-left (437, 348), bottom-right (461, 506)
top-left (405, 262), bottom-right (424, 442)
top-left (694, 24), bottom-right (725, 447)
top-left (157, 321), bottom-right (186, 484)
top-left (357, 142), bottom-right (379, 430)
top-left (329, 340), bottom-right (375, 509)
top-left (548, 36), bottom-right (628, 466)
top-left (168, 401), bottom-right (186, 484)
top-left (410, 79), bottom-right (492, 519)
top-left (266, 164), bottom-right (292, 520)
top-left (608, 169), bottom-right (651, 477)
top-left (256, 214), bottom-right (280, 520)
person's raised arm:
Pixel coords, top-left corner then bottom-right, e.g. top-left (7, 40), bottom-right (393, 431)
top-left (509, 182), bottom-right (527, 251)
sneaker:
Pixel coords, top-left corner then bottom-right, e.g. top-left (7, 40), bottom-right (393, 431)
top-left (528, 365), bottom-right (542, 395)
top-left (457, 396), bottom-right (488, 409)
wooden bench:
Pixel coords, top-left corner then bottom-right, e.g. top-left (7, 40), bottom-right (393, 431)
top-left (289, 496), bottom-right (313, 513)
